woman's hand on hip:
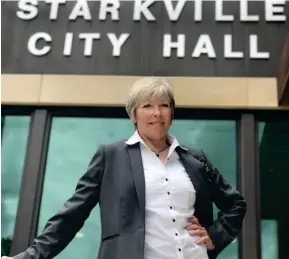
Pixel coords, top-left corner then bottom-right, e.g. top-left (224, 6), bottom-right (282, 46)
top-left (186, 217), bottom-right (215, 250)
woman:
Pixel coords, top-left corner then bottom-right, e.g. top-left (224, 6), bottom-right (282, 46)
top-left (4, 77), bottom-right (246, 259)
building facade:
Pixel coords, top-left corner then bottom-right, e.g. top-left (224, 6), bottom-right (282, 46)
top-left (1, 1), bottom-right (289, 259)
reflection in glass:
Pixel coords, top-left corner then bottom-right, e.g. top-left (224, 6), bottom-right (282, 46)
top-left (1, 116), bottom-right (30, 255)
top-left (38, 118), bottom-right (238, 259)
top-left (261, 220), bottom-right (278, 259)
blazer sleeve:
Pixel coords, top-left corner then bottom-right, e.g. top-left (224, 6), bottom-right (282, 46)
top-left (13, 145), bottom-right (106, 259)
top-left (200, 150), bottom-right (247, 258)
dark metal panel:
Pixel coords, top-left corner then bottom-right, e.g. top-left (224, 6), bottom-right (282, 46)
top-left (1, 104), bottom-right (244, 120)
top-left (10, 110), bottom-right (51, 256)
top-left (2, 104), bottom-right (288, 120)
top-left (1, 106), bottom-right (36, 116)
top-left (238, 114), bottom-right (261, 259)
top-left (1, 1), bottom-right (288, 76)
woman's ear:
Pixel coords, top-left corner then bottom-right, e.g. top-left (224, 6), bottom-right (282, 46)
top-left (130, 115), bottom-right (137, 125)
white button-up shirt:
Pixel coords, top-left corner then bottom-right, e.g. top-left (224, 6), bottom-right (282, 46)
top-left (125, 131), bottom-right (209, 259)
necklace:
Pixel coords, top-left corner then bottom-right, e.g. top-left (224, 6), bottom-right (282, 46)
top-left (150, 146), bottom-right (168, 157)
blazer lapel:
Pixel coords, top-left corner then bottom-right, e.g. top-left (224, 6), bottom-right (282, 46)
top-left (127, 144), bottom-right (146, 219)
top-left (176, 147), bottom-right (203, 196)
top-left (177, 147), bottom-right (212, 227)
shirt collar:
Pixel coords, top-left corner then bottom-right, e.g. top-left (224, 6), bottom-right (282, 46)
top-left (125, 130), bottom-right (188, 151)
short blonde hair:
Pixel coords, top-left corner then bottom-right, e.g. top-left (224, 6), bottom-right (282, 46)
top-left (125, 77), bottom-right (175, 118)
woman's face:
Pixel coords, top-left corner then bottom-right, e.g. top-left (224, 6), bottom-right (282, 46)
top-left (133, 95), bottom-right (172, 142)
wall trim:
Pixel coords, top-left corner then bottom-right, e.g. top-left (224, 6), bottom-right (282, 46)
top-left (1, 74), bottom-right (283, 109)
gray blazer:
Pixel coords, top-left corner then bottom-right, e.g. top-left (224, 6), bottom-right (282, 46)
top-left (13, 141), bottom-right (246, 259)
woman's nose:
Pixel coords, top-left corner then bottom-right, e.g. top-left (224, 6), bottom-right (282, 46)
top-left (152, 106), bottom-right (161, 116)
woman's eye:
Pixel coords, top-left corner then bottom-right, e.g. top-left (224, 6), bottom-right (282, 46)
top-left (141, 103), bottom-right (169, 108)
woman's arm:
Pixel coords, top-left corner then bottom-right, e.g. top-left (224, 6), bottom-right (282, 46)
top-left (11, 145), bottom-right (106, 259)
top-left (201, 150), bottom-right (247, 258)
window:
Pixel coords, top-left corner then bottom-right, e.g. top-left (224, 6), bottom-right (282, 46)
top-left (258, 121), bottom-right (289, 259)
top-left (38, 117), bottom-right (238, 259)
top-left (1, 116), bottom-right (30, 256)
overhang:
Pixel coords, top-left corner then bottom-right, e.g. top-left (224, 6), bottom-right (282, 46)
top-left (277, 33), bottom-right (289, 106)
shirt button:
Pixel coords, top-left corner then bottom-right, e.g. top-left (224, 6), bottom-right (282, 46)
top-left (165, 178), bottom-right (168, 181)
top-left (178, 248), bottom-right (182, 252)
top-left (170, 206), bottom-right (173, 209)
top-left (173, 219), bottom-right (176, 222)
top-left (167, 192), bottom-right (170, 195)
top-left (175, 233), bottom-right (178, 236)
